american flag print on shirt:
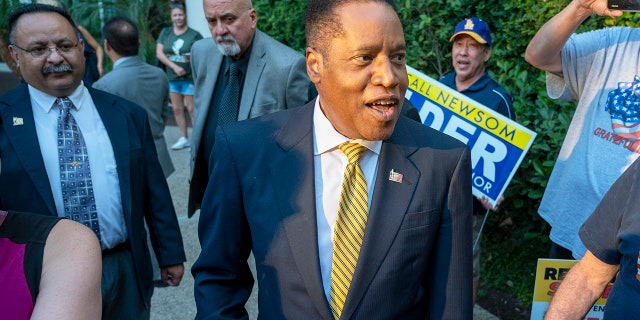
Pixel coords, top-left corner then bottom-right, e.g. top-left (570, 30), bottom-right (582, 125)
top-left (606, 75), bottom-right (640, 139)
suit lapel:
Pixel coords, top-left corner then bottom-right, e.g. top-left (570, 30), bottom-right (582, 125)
top-left (270, 104), bottom-right (333, 319)
top-left (341, 121), bottom-right (419, 319)
top-left (238, 31), bottom-right (266, 121)
top-left (266, 107), bottom-right (420, 318)
top-left (192, 45), bottom-right (223, 145)
top-left (0, 84), bottom-right (57, 215)
top-left (201, 49), bottom-right (222, 111)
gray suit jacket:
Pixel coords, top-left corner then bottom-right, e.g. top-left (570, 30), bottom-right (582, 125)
top-left (93, 56), bottom-right (175, 178)
top-left (188, 30), bottom-right (310, 216)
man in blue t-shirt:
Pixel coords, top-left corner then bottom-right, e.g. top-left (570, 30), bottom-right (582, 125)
top-left (439, 17), bottom-right (516, 302)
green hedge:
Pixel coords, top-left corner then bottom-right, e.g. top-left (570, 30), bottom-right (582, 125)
top-left (0, 0), bottom-right (170, 73)
top-left (68, 0), bottom-right (170, 69)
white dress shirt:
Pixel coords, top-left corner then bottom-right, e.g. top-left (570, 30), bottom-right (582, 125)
top-left (112, 55), bottom-right (134, 69)
top-left (312, 98), bottom-right (382, 301)
top-left (29, 83), bottom-right (126, 249)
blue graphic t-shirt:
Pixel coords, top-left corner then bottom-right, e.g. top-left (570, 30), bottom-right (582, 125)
top-left (539, 26), bottom-right (640, 259)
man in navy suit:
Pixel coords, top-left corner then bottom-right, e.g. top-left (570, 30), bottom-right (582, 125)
top-left (0, 4), bottom-right (186, 319)
top-left (192, 0), bottom-right (473, 318)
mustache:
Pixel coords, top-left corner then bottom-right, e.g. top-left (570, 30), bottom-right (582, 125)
top-left (216, 35), bottom-right (237, 43)
top-left (43, 65), bottom-right (73, 74)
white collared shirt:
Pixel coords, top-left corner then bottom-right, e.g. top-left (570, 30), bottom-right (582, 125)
top-left (29, 83), bottom-right (126, 249)
top-left (112, 56), bottom-right (135, 69)
top-left (313, 98), bottom-right (382, 301)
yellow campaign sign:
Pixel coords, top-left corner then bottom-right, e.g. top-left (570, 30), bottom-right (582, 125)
top-left (407, 72), bottom-right (533, 150)
top-left (531, 259), bottom-right (611, 319)
top-left (405, 65), bottom-right (537, 207)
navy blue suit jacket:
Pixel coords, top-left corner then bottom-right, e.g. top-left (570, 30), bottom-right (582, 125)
top-left (0, 83), bottom-right (186, 306)
top-left (192, 101), bottom-right (473, 319)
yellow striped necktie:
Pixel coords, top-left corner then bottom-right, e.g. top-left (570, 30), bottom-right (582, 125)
top-left (330, 142), bottom-right (368, 320)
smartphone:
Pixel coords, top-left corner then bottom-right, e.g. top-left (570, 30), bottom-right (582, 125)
top-left (608, 0), bottom-right (640, 11)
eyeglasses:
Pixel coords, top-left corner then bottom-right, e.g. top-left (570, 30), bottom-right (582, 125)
top-left (10, 41), bottom-right (79, 58)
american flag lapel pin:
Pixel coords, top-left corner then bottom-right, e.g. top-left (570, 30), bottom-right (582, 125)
top-left (12, 117), bottom-right (23, 126)
top-left (389, 169), bottom-right (403, 183)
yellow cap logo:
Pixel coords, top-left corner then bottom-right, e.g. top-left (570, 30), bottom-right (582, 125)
top-left (464, 19), bottom-right (475, 31)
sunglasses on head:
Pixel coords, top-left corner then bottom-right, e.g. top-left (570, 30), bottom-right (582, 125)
top-left (169, 0), bottom-right (184, 9)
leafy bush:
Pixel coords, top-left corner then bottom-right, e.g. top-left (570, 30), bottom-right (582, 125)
top-left (396, 0), bottom-right (608, 305)
top-left (69, 0), bottom-right (170, 68)
top-left (0, 1), bottom-right (23, 74)
top-left (253, 0), bottom-right (307, 52)
top-left (0, 0), bottom-right (169, 73)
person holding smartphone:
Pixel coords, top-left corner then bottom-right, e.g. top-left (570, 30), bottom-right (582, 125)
top-left (524, 0), bottom-right (640, 263)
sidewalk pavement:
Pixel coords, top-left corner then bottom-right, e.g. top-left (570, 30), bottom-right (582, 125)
top-left (151, 124), bottom-right (499, 320)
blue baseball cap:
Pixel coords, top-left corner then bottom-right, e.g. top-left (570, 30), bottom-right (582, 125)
top-left (449, 17), bottom-right (492, 46)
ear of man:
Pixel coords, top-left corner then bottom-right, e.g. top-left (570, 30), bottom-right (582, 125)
top-left (305, 47), bottom-right (321, 83)
top-left (8, 45), bottom-right (19, 65)
top-left (103, 39), bottom-right (111, 52)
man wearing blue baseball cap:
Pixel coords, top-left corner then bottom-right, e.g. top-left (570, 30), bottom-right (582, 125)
top-left (439, 17), bottom-right (516, 303)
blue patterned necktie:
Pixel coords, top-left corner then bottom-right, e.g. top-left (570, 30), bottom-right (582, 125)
top-left (217, 62), bottom-right (241, 126)
top-left (56, 97), bottom-right (101, 241)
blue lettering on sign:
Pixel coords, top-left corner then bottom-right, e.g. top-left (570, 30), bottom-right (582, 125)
top-left (410, 94), bottom-right (523, 200)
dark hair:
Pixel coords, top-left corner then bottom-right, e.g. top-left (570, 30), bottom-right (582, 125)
top-left (304, 0), bottom-right (398, 56)
top-left (102, 16), bottom-right (139, 56)
top-left (8, 3), bottom-right (78, 44)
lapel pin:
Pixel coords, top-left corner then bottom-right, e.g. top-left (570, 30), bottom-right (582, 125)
top-left (13, 117), bottom-right (23, 126)
top-left (389, 169), bottom-right (403, 183)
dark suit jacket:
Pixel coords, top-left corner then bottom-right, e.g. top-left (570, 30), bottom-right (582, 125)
top-left (187, 30), bottom-right (310, 216)
top-left (0, 83), bottom-right (186, 306)
top-left (192, 101), bottom-right (473, 319)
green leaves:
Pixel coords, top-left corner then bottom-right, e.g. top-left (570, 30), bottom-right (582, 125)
top-left (67, 0), bottom-right (170, 70)
top-left (252, 0), bottom-right (307, 54)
